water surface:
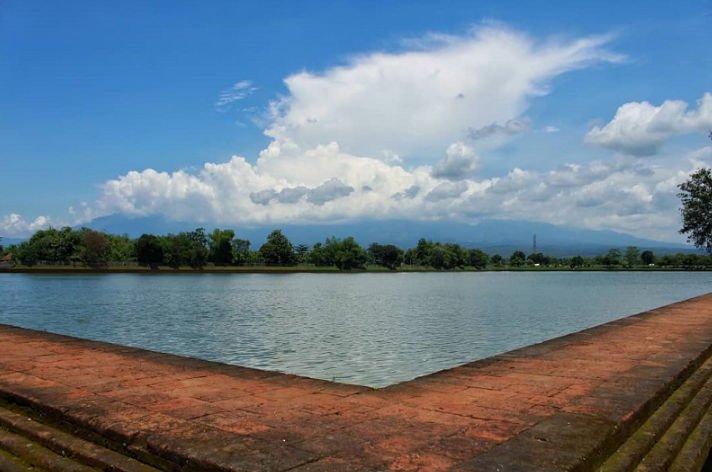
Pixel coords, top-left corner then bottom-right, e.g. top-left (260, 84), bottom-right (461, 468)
top-left (1, 272), bottom-right (710, 387)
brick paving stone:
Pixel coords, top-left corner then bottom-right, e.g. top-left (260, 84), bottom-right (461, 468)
top-left (0, 293), bottom-right (712, 470)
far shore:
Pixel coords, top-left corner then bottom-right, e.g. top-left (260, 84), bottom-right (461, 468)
top-left (1, 264), bottom-right (708, 274)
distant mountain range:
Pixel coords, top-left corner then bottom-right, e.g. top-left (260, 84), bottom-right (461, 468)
top-left (75, 214), bottom-right (695, 257)
top-left (0, 237), bottom-right (25, 247)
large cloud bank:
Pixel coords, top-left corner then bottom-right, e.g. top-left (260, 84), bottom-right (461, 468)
top-left (2, 25), bottom-right (708, 242)
top-left (90, 26), bottom-right (622, 225)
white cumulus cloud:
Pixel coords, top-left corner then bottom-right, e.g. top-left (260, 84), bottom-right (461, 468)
top-left (265, 26), bottom-right (620, 160)
top-left (585, 92), bottom-right (712, 155)
top-left (431, 142), bottom-right (480, 180)
top-left (0, 214), bottom-right (51, 238)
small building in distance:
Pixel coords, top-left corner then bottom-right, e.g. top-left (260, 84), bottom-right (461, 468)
top-left (0, 253), bottom-right (14, 269)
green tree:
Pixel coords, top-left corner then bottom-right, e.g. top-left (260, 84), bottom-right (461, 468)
top-left (186, 228), bottom-right (209, 268)
top-left (232, 238), bottom-right (251, 265)
top-left (368, 243), bottom-right (403, 269)
top-left (107, 234), bottom-right (135, 262)
top-left (510, 250), bottom-right (526, 267)
top-left (445, 243), bottom-right (467, 268)
top-left (16, 241), bottom-right (39, 266)
top-left (428, 246), bottom-right (446, 269)
top-left (308, 242), bottom-right (330, 266)
top-left (658, 254), bottom-right (676, 268)
top-left (414, 239), bottom-right (432, 265)
top-left (429, 246), bottom-right (456, 269)
top-left (641, 250), bottom-right (655, 265)
top-left (527, 252), bottom-right (548, 266)
top-left (680, 253), bottom-right (701, 269)
top-left (624, 246), bottom-right (640, 268)
top-left (80, 229), bottom-right (110, 266)
top-left (678, 167), bottom-right (712, 252)
top-left (161, 234), bottom-right (184, 268)
top-left (490, 254), bottom-right (503, 266)
top-left (403, 248), bottom-right (416, 266)
top-left (165, 228), bottom-right (208, 268)
top-left (307, 237), bottom-right (366, 269)
top-left (570, 255), bottom-right (585, 269)
top-left (136, 234), bottom-right (163, 269)
top-left (468, 249), bottom-right (489, 269)
top-left (294, 244), bottom-right (310, 263)
top-left (599, 248), bottom-right (621, 268)
top-left (259, 230), bottom-right (295, 265)
top-left (21, 227), bottom-right (81, 264)
top-left (209, 229), bottom-right (235, 265)
top-left (334, 237), bottom-right (367, 270)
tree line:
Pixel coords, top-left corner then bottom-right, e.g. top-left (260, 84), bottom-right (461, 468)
top-left (1, 226), bottom-right (710, 271)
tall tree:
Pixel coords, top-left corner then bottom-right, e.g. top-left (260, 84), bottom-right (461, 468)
top-left (414, 239), bottom-right (432, 265)
top-left (80, 229), bottom-right (110, 266)
top-left (21, 227), bottom-right (81, 264)
top-left (429, 246), bottom-right (454, 269)
top-left (641, 250), bottom-right (655, 265)
top-left (159, 228), bottom-right (208, 269)
top-left (107, 234), bottom-right (136, 262)
top-left (570, 255), bottom-right (585, 268)
top-left (510, 250), bottom-right (526, 267)
top-left (624, 246), bottom-right (640, 267)
top-left (232, 238), bottom-right (251, 265)
top-left (294, 244), bottom-right (310, 263)
top-left (468, 249), bottom-right (489, 269)
top-left (445, 243), bottom-right (467, 268)
top-left (209, 229), bottom-right (235, 265)
top-left (368, 243), bottom-right (403, 269)
top-left (187, 228), bottom-right (209, 268)
top-left (136, 234), bottom-right (163, 269)
top-left (334, 237), bottom-right (367, 270)
top-left (527, 252), bottom-right (547, 265)
top-left (678, 167), bottom-right (712, 253)
top-left (601, 248), bottom-right (621, 267)
top-left (259, 230), bottom-right (295, 265)
top-left (16, 241), bottom-right (39, 266)
top-left (308, 242), bottom-right (329, 266)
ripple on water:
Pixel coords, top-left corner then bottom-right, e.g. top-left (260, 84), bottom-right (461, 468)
top-left (1, 271), bottom-right (711, 387)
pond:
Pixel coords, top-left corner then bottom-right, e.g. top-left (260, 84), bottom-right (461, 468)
top-left (1, 272), bottom-right (710, 387)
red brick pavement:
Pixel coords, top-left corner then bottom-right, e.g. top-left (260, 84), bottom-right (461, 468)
top-left (2, 294), bottom-right (712, 471)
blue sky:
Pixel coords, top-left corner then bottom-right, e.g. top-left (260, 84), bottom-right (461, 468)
top-left (1, 0), bottom-right (711, 240)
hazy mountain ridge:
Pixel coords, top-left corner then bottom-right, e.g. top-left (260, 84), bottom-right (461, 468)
top-left (0, 238), bottom-right (25, 247)
top-left (80, 214), bottom-right (694, 257)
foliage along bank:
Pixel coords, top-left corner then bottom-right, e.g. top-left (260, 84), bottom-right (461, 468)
top-left (1, 226), bottom-right (710, 271)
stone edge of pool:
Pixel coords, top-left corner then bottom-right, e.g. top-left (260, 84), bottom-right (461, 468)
top-left (0, 293), bottom-right (711, 470)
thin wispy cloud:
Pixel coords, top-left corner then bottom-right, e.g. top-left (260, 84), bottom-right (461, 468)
top-left (214, 80), bottom-right (258, 111)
